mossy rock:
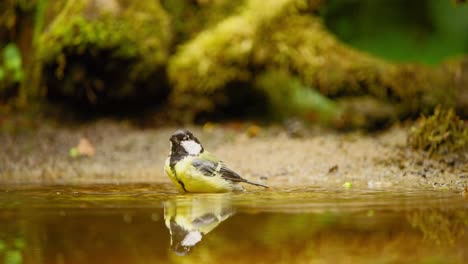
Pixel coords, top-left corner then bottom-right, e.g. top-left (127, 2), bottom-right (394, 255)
top-left (38, 0), bottom-right (172, 105)
top-left (408, 106), bottom-right (467, 163)
top-left (162, 0), bottom-right (244, 43)
top-left (167, 0), bottom-right (465, 126)
top-left (167, 0), bottom-right (321, 121)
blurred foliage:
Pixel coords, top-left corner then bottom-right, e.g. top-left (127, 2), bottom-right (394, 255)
top-left (323, 0), bottom-right (468, 65)
top-left (0, 43), bottom-right (24, 99)
top-left (0, 237), bottom-right (25, 264)
top-left (408, 106), bottom-right (467, 160)
top-left (167, 0), bottom-right (465, 127)
top-left (0, 0), bottom-right (467, 129)
top-left (0, 0), bottom-right (36, 102)
top-left (0, 0), bottom-right (37, 40)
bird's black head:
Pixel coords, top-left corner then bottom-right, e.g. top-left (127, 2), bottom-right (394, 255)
top-left (169, 130), bottom-right (204, 166)
top-left (169, 130), bottom-right (197, 144)
top-left (169, 219), bottom-right (202, 256)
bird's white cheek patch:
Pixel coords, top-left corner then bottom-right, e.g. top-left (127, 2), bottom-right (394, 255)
top-left (181, 140), bottom-right (202, 155)
top-left (181, 231), bottom-right (202, 246)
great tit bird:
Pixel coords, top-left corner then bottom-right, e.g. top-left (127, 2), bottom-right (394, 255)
top-left (164, 195), bottom-right (234, 255)
top-left (164, 129), bottom-right (268, 193)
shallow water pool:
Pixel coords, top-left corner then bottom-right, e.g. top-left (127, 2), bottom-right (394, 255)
top-left (0, 184), bottom-right (466, 263)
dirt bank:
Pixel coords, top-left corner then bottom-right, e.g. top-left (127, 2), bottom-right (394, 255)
top-left (0, 121), bottom-right (466, 191)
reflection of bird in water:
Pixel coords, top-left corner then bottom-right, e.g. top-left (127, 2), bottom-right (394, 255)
top-left (164, 195), bottom-right (234, 256)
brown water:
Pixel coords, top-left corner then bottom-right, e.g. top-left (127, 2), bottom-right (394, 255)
top-left (0, 184), bottom-right (466, 264)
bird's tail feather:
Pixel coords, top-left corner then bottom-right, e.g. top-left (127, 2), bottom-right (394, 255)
top-left (244, 180), bottom-right (268, 188)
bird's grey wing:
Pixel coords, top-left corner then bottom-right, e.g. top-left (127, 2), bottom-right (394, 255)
top-left (192, 158), bottom-right (246, 183)
top-left (192, 158), bottom-right (218, 176)
top-left (192, 213), bottom-right (218, 227)
top-left (218, 165), bottom-right (247, 183)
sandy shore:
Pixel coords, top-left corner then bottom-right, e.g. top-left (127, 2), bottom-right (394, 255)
top-left (0, 120), bottom-right (466, 191)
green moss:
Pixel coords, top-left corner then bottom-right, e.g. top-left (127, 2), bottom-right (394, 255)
top-left (38, 0), bottom-right (171, 103)
top-left (167, 0), bottom-right (323, 119)
top-left (168, 0), bottom-right (319, 94)
top-left (255, 14), bottom-right (457, 117)
top-left (39, 0), bottom-right (171, 70)
top-left (407, 106), bottom-right (468, 159)
top-left (254, 69), bottom-right (341, 123)
top-left (0, 43), bottom-right (24, 100)
top-left (0, 0), bottom-right (33, 101)
top-left (167, 0), bottom-right (464, 125)
top-left (253, 14), bottom-right (384, 97)
top-left (161, 0), bottom-right (244, 43)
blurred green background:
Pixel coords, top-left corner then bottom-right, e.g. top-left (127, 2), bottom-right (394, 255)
top-left (323, 0), bottom-right (468, 64)
top-left (0, 0), bottom-right (467, 129)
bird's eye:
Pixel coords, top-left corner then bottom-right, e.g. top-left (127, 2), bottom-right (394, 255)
top-left (183, 136), bottom-right (188, 140)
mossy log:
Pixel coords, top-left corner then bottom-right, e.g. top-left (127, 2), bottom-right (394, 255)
top-left (38, 0), bottom-right (172, 105)
top-left (168, 0), bottom-right (467, 127)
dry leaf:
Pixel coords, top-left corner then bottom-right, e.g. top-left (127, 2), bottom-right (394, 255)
top-left (77, 138), bottom-right (95, 157)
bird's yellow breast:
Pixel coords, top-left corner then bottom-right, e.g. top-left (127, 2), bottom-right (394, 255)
top-left (164, 157), bottom-right (234, 193)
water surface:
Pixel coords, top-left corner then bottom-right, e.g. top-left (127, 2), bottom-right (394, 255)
top-left (0, 184), bottom-right (466, 263)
